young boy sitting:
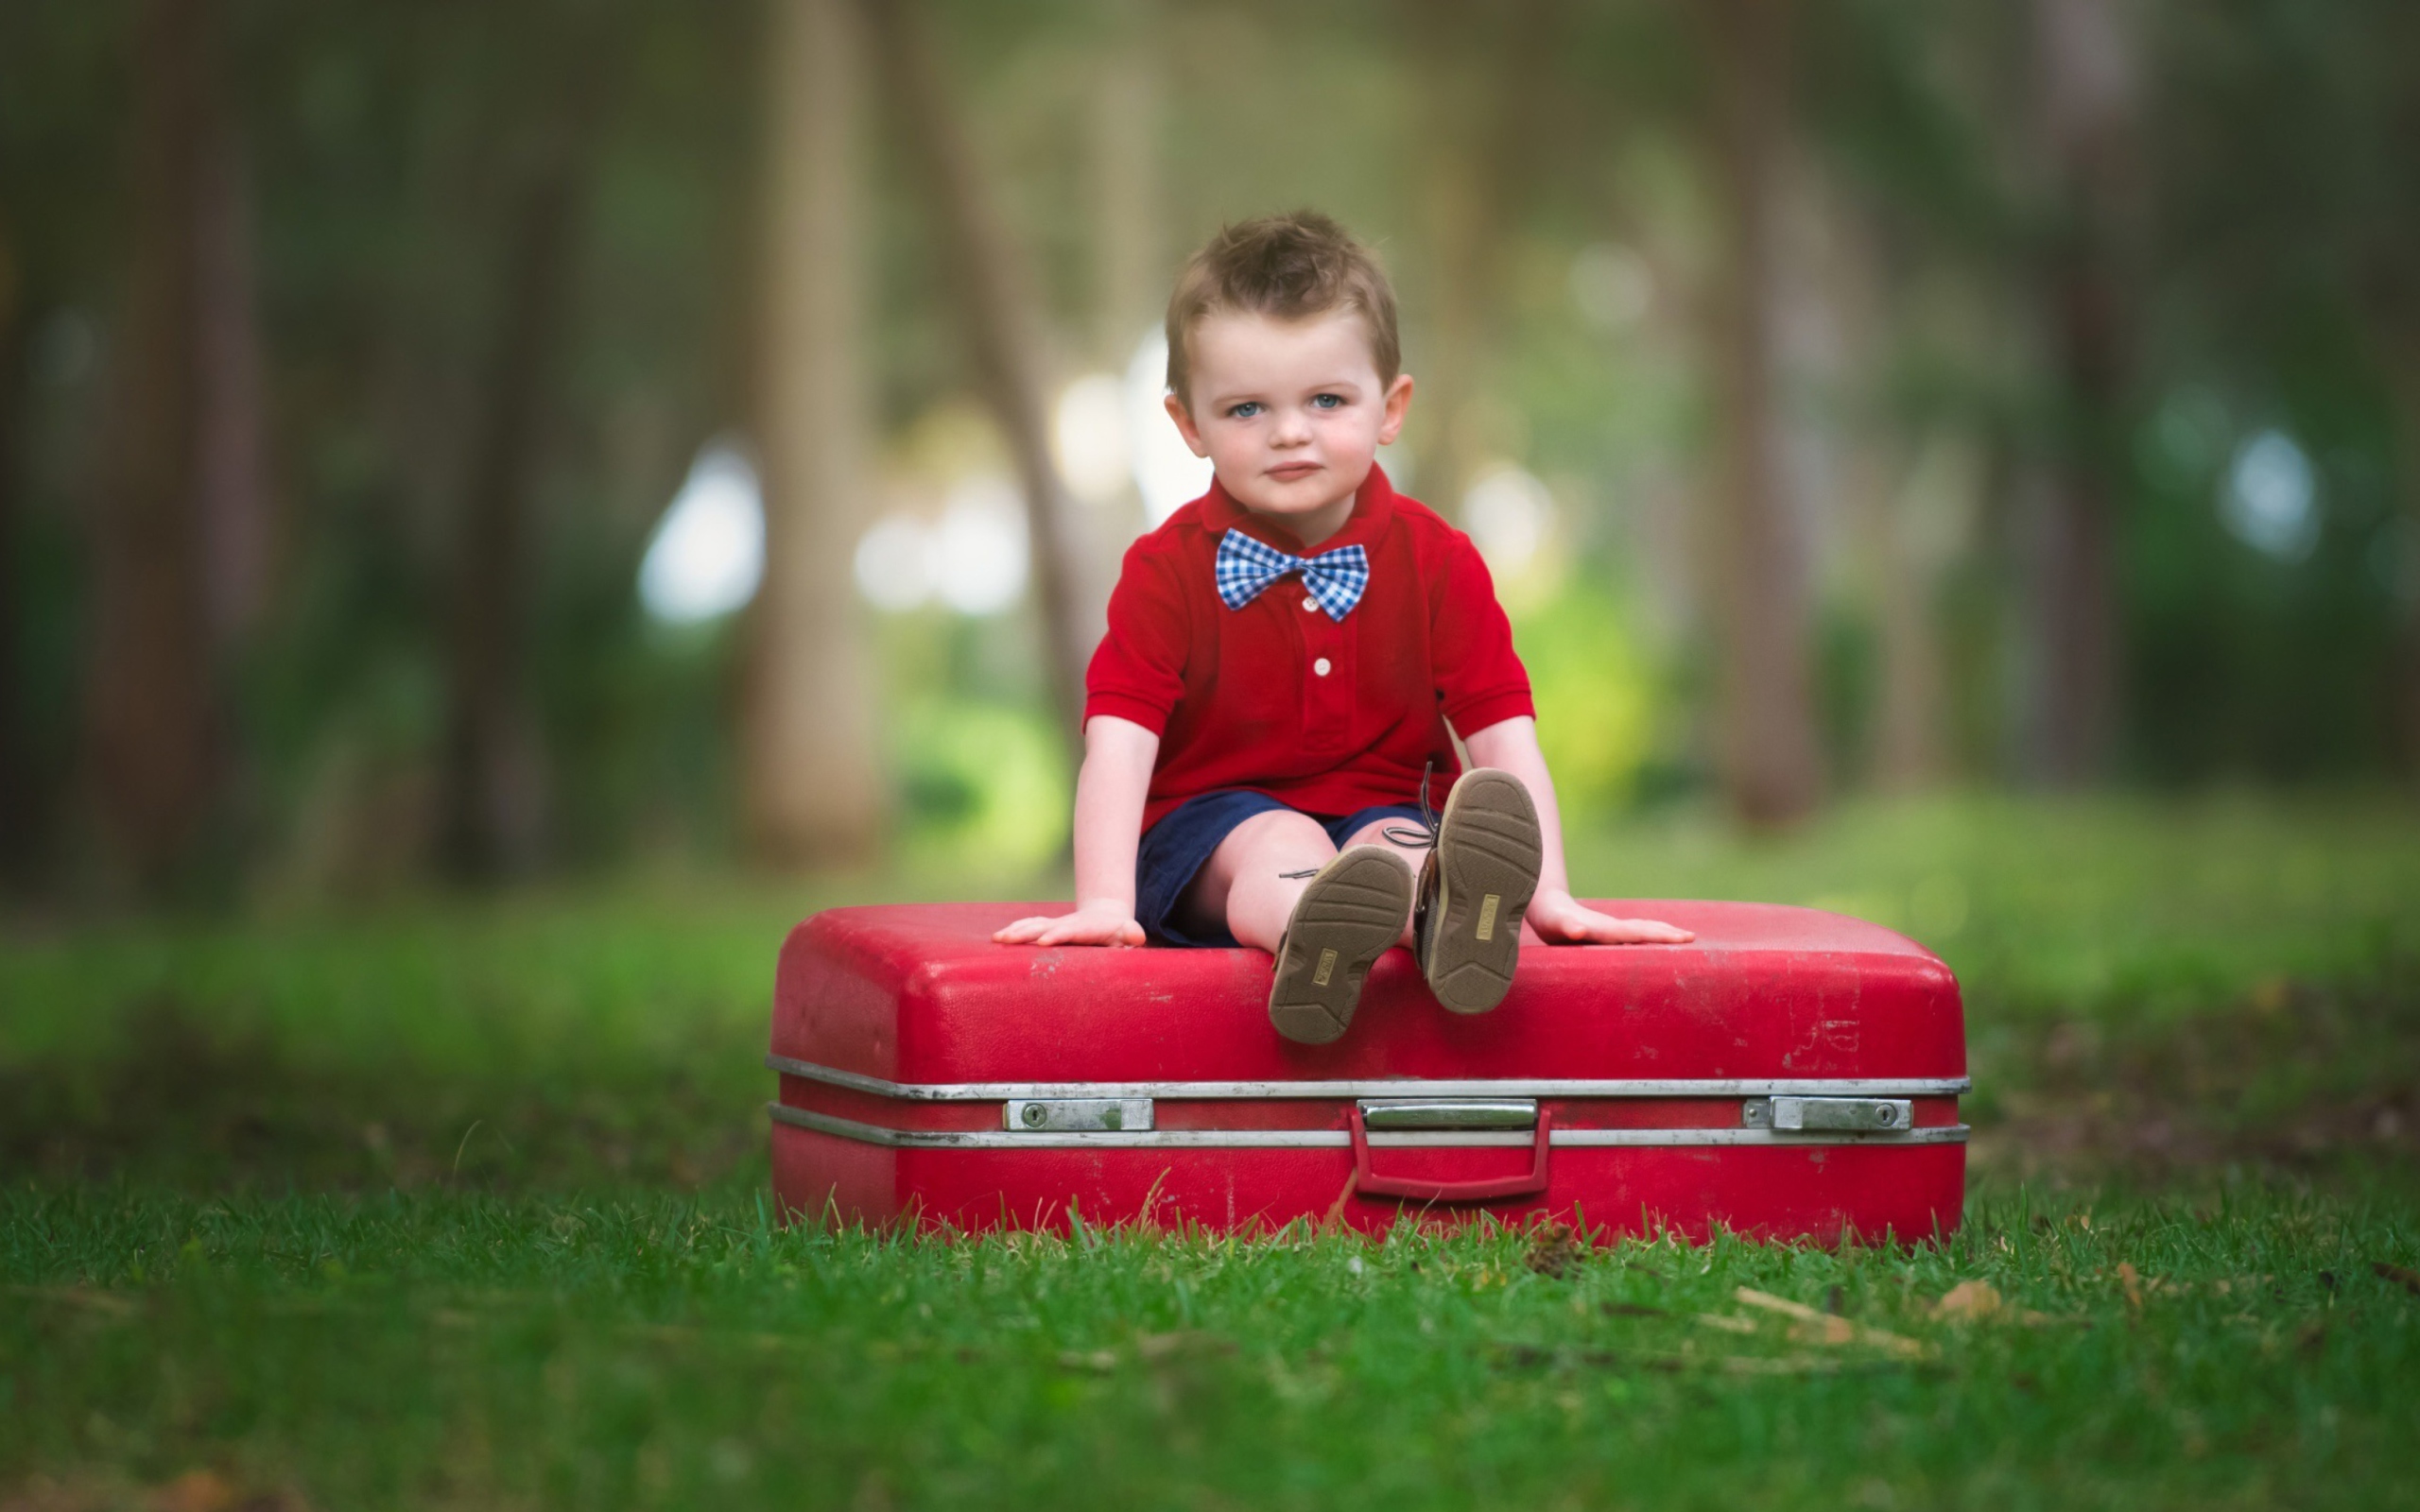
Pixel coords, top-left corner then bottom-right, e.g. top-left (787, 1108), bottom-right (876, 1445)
top-left (995, 211), bottom-right (1691, 1043)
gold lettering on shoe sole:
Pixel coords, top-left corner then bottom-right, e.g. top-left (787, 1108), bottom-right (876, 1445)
top-left (1477, 894), bottom-right (1500, 941)
top-left (1313, 948), bottom-right (1338, 986)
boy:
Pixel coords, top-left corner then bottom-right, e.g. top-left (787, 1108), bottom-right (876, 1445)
top-left (996, 212), bottom-right (1690, 1043)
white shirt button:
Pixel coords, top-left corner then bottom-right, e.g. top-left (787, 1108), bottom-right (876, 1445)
top-left (1313, 658), bottom-right (1332, 677)
top-left (1302, 595), bottom-right (1319, 611)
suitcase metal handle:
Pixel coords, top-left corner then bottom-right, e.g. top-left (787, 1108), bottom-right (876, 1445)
top-left (1347, 1103), bottom-right (1554, 1203)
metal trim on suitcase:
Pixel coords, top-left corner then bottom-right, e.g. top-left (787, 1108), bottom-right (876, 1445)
top-left (766, 1053), bottom-right (1971, 1157)
top-left (767, 1102), bottom-right (1970, 1150)
top-left (764, 1054), bottom-right (1971, 1103)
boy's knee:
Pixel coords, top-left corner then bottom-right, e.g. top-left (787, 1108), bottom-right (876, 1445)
top-left (1233, 808), bottom-right (1334, 858)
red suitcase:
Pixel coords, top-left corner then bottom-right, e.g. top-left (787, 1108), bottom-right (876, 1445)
top-left (767, 901), bottom-right (1967, 1243)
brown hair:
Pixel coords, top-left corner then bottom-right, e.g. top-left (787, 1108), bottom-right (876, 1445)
top-left (1164, 211), bottom-right (1401, 406)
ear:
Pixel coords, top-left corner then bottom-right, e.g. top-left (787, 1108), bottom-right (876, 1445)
top-left (1163, 391), bottom-right (1211, 459)
top-left (1375, 373), bottom-right (1414, 446)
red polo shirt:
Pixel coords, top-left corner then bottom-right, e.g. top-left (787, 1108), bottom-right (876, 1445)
top-left (1085, 464), bottom-right (1534, 832)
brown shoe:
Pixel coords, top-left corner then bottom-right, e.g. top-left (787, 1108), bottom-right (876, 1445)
top-left (1267, 848), bottom-right (1415, 1045)
top-left (1413, 768), bottom-right (1542, 1014)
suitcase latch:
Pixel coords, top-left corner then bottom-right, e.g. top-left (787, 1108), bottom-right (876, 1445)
top-left (1003, 1098), bottom-right (1154, 1133)
top-left (1740, 1096), bottom-right (1913, 1132)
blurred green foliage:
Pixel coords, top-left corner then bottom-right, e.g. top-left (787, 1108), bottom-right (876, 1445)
top-left (891, 698), bottom-right (1072, 874)
top-left (1512, 577), bottom-right (1659, 816)
top-left (3, 0), bottom-right (2418, 889)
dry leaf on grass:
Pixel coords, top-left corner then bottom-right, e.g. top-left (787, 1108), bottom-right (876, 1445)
top-left (0, 1473), bottom-right (165, 1512)
top-left (1134, 1330), bottom-right (1236, 1362)
top-left (1736, 1288), bottom-right (1929, 1358)
top-left (1721, 1353), bottom-right (1841, 1375)
top-left (1932, 1280), bottom-right (2003, 1320)
top-left (2373, 1261), bottom-right (2420, 1297)
top-left (1525, 1222), bottom-right (1585, 1280)
top-left (1929, 1280), bottom-right (2083, 1327)
top-left (1732, 1286), bottom-right (1827, 1323)
top-left (1695, 1312), bottom-right (1761, 1334)
top-left (2118, 1262), bottom-right (2145, 1312)
top-left (1787, 1313), bottom-right (1858, 1346)
top-left (5, 1286), bottom-right (138, 1318)
top-left (150, 1470), bottom-right (235, 1512)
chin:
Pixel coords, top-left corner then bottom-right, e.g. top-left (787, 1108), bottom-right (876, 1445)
top-left (1262, 474), bottom-right (1344, 505)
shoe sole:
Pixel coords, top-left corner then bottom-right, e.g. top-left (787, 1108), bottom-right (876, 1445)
top-left (1421, 770), bottom-right (1542, 1014)
top-left (1268, 849), bottom-right (1414, 1045)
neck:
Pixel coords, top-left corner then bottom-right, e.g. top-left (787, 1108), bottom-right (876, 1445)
top-left (1285, 493), bottom-right (1357, 551)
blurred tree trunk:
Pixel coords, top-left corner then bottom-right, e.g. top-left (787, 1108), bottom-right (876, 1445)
top-left (196, 134), bottom-right (268, 647)
top-left (1405, 0), bottom-right (1557, 507)
top-left (438, 105), bottom-right (594, 881)
top-left (2366, 20), bottom-right (2420, 785)
top-left (1698, 0), bottom-right (1823, 828)
top-left (2019, 0), bottom-right (2134, 786)
top-left (2390, 355), bottom-right (2420, 780)
top-left (861, 0), bottom-right (1090, 748)
top-left (1090, 0), bottom-right (1162, 365)
top-left (1863, 442), bottom-right (1960, 791)
top-left (1057, 0), bottom-right (1164, 637)
top-left (1828, 191), bottom-right (1952, 794)
top-left (1406, 0), bottom-right (1495, 507)
top-left (742, 0), bottom-right (888, 866)
top-left (2360, 26), bottom-right (2420, 783)
top-left (84, 0), bottom-right (263, 893)
top-left (0, 225), bottom-right (30, 882)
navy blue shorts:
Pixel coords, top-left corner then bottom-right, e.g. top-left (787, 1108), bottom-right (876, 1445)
top-left (1135, 790), bottom-right (1428, 948)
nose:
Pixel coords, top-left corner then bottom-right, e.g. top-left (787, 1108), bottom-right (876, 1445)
top-left (1271, 405), bottom-right (1313, 446)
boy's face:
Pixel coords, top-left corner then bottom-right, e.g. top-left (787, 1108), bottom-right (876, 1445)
top-left (1165, 309), bottom-right (1413, 539)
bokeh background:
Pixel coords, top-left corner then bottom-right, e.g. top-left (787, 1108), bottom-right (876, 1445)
top-left (2, 0), bottom-right (2418, 903)
top-left (8, 10), bottom-right (2420, 1503)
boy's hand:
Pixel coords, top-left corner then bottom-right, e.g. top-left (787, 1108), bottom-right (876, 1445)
top-left (1527, 888), bottom-right (1694, 945)
top-left (993, 904), bottom-right (1148, 948)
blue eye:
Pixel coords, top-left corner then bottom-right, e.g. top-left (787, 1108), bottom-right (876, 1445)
top-left (1227, 401), bottom-right (1263, 419)
top-left (1311, 393), bottom-right (1344, 410)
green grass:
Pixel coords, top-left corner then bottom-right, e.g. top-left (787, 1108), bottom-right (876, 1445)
top-left (9, 1192), bottom-right (2420, 1509)
top-left (1576, 791), bottom-right (2420, 1024)
top-left (5, 794), bottom-right (2420, 1507)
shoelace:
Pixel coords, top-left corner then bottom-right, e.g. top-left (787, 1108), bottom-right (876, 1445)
top-left (1380, 759), bottom-right (1443, 850)
top-left (1278, 761), bottom-right (1439, 879)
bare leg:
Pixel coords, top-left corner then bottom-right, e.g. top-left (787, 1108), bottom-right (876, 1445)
top-left (1185, 812), bottom-right (1425, 1044)
top-left (1174, 809), bottom-right (1337, 953)
top-left (1339, 816), bottom-right (1433, 949)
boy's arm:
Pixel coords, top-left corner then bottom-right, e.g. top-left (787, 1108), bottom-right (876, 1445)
top-left (993, 715), bottom-right (1159, 947)
top-left (1460, 716), bottom-right (1694, 945)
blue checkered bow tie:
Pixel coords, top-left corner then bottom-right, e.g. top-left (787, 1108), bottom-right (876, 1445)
top-left (1214, 530), bottom-right (1370, 621)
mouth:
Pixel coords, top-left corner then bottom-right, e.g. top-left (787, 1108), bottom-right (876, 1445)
top-left (1267, 462), bottom-right (1322, 482)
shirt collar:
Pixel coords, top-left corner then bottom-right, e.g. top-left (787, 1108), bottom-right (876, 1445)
top-left (1199, 462), bottom-right (1399, 557)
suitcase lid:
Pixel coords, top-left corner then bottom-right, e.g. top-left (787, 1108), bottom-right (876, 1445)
top-left (769, 900), bottom-right (1965, 1090)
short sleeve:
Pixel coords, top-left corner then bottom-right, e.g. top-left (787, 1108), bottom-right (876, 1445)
top-left (1431, 532), bottom-right (1534, 735)
top-left (1083, 538), bottom-right (1192, 735)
